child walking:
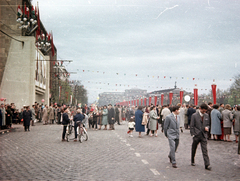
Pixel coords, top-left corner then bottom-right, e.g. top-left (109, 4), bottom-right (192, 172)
top-left (127, 118), bottom-right (135, 137)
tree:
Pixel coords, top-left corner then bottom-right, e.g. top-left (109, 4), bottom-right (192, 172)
top-left (71, 80), bottom-right (88, 106)
top-left (228, 74), bottom-right (240, 105)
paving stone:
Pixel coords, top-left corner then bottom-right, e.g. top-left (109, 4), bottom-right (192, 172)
top-left (0, 122), bottom-right (239, 180)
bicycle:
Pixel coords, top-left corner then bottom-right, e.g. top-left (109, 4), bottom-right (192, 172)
top-left (77, 121), bottom-right (88, 143)
top-left (66, 120), bottom-right (73, 142)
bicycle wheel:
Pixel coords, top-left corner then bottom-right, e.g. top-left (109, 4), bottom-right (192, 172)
top-left (82, 127), bottom-right (88, 141)
top-left (66, 126), bottom-right (69, 142)
top-left (79, 132), bottom-right (83, 143)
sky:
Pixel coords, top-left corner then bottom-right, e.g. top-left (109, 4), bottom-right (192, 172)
top-left (32, 0), bottom-right (240, 103)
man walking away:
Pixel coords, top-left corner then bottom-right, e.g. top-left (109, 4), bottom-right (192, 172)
top-left (164, 106), bottom-right (180, 168)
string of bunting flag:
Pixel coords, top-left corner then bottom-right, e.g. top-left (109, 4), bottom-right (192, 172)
top-left (75, 69), bottom-right (233, 82)
top-left (69, 79), bottom-right (224, 92)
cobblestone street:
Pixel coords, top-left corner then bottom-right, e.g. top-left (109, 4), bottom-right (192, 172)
top-left (0, 122), bottom-right (240, 181)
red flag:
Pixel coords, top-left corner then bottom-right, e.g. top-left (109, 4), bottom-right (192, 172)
top-left (169, 92), bottom-right (173, 105)
top-left (194, 88), bottom-right (198, 105)
top-left (149, 97), bottom-right (152, 105)
top-left (211, 84), bottom-right (217, 104)
top-left (161, 94), bottom-right (164, 106)
top-left (180, 91), bottom-right (184, 105)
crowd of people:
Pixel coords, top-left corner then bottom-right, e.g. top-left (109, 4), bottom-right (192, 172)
top-left (1, 100), bottom-right (239, 170)
top-left (1, 101), bottom-right (239, 142)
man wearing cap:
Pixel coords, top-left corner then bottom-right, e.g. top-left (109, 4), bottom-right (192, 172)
top-left (22, 106), bottom-right (32, 131)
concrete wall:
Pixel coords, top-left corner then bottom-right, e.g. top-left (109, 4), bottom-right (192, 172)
top-left (0, 36), bottom-right (49, 109)
top-left (0, 0), bottom-right (22, 85)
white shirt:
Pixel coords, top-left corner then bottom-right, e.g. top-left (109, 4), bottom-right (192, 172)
top-left (128, 122), bottom-right (135, 129)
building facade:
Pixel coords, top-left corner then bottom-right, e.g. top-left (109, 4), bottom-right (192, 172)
top-left (0, 0), bottom-right (57, 109)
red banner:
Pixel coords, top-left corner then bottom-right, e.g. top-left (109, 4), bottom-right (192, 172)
top-left (154, 96), bottom-right (157, 106)
top-left (149, 97), bottom-right (152, 105)
top-left (211, 84), bottom-right (217, 104)
top-left (180, 90), bottom-right (184, 105)
top-left (194, 88), bottom-right (198, 106)
top-left (161, 94), bottom-right (164, 106)
top-left (137, 99), bottom-right (139, 106)
top-left (131, 100), bottom-right (133, 105)
top-left (144, 98), bottom-right (147, 106)
top-left (134, 100), bottom-right (136, 106)
top-left (169, 92), bottom-right (173, 105)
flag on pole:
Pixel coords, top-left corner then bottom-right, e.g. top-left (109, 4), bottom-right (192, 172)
top-left (17, 5), bottom-right (22, 18)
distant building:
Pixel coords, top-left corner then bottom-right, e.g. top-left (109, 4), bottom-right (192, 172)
top-left (98, 88), bottom-right (147, 106)
top-left (98, 83), bottom-right (192, 106)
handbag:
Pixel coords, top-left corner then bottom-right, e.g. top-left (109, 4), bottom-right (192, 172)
top-left (142, 114), bottom-right (148, 125)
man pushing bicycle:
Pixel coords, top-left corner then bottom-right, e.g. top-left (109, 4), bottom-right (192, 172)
top-left (73, 108), bottom-right (84, 142)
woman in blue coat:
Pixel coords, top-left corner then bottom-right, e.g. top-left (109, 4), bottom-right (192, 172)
top-left (135, 106), bottom-right (144, 137)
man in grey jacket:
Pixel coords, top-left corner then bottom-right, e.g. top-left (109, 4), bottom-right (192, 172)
top-left (190, 103), bottom-right (211, 171)
top-left (164, 106), bottom-right (180, 168)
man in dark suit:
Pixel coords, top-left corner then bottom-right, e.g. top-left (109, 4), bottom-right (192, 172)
top-left (187, 104), bottom-right (196, 127)
top-left (164, 106), bottom-right (180, 168)
top-left (206, 102), bottom-right (213, 140)
top-left (108, 104), bottom-right (115, 130)
top-left (22, 106), bottom-right (32, 131)
top-left (190, 103), bottom-right (211, 170)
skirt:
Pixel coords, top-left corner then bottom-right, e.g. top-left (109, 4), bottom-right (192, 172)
top-left (223, 127), bottom-right (231, 135)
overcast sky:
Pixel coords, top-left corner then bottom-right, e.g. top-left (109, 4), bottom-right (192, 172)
top-left (32, 0), bottom-right (240, 103)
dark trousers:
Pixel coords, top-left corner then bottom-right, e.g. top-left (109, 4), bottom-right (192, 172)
top-left (88, 119), bottom-right (92, 128)
top-left (146, 129), bottom-right (154, 135)
top-left (62, 125), bottom-right (67, 140)
top-left (191, 135), bottom-right (210, 166)
top-left (92, 121), bottom-right (97, 129)
top-left (57, 113), bottom-right (61, 124)
top-left (74, 123), bottom-right (78, 139)
top-left (24, 125), bottom-right (30, 131)
top-left (161, 120), bottom-right (165, 132)
top-left (117, 119), bottom-right (120, 125)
